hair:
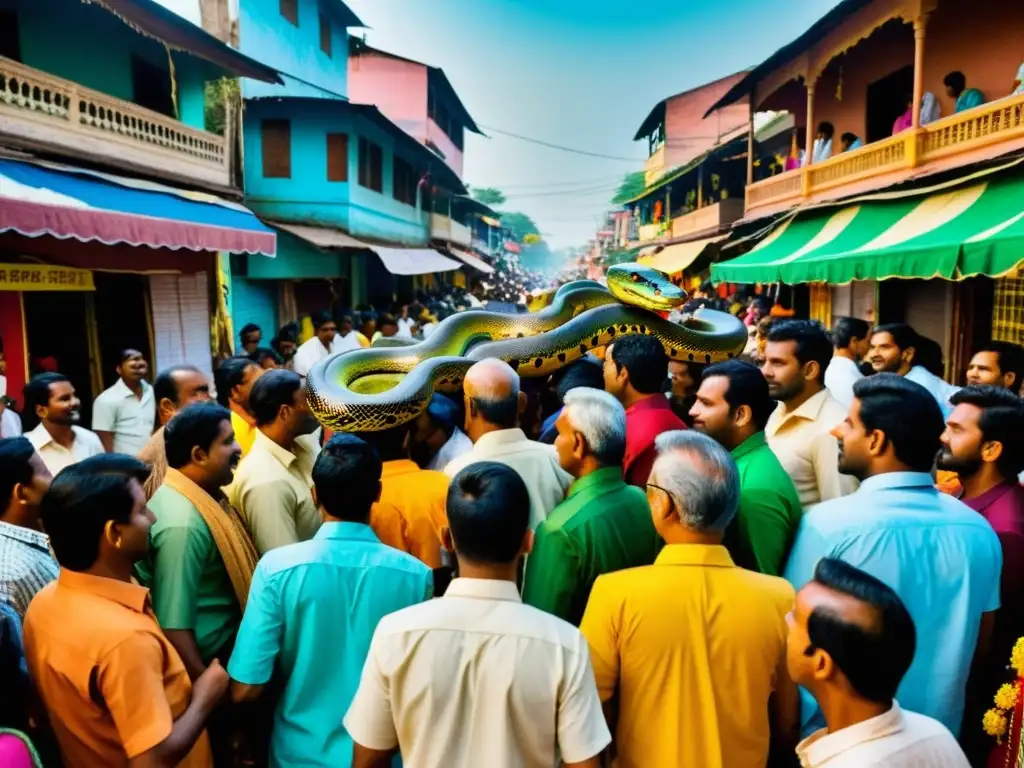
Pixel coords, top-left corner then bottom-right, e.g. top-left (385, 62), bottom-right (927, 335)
top-left (163, 403), bottom-right (233, 470)
top-left (840, 132), bottom-right (859, 145)
top-left (239, 323), bottom-right (261, 341)
top-left (214, 357), bottom-right (259, 408)
top-left (610, 335), bottom-right (669, 395)
top-left (0, 437), bottom-right (37, 511)
top-left (378, 314), bottom-right (398, 330)
top-left (555, 358), bottom-right (605, 402)
top-left (154, 365), bottom-right (203, 408)
top-left (248, 347), bottom-right (283, 367)
top-left (311, 312), bottom-right (334, 331)
top-left (950, 386), bottom-right (1024, 478)
top-left (766, 320), bottom-right (834, 380)
top-left (702, 359), bottom-right (776, 431)
top-left (944, 70), bottom-right (966, 92)
top-left (817, 121), bottom-right (835, 138)
top-left (278, 322), bottom-right (299, 343)
top-left (871, 323), bottom-right (918, 352)
top-left (808, 557), bottom-right (916, 704)
top-left (913, 336), bottom-right (945, 377)
top-left (562, 388), bottom-right (626, 466)
top-left (467, 360), bottom-right (520, 429)
top-left (852, 373), bottom-right (944, 471)
top-left (312, 434), bottom-right (383, 522)
top-left (41, 454), bottom-right (150, 572)
top-left (118, 349), bottom-right (142, 365)
top-left (355, 424), bottom-right (410, 463)
top-left (976, 341), bottom-right (1024, 390)
top-left (249, 369), bottom-right (303, 427)
top-left (23, 373), bottom-right (69, 417)
top-left (651, 430), bottom-right (739, 533)
top-left (447, 462), bottom-right (530, 564)
top-left (831, 317), bottom-right (871, 349)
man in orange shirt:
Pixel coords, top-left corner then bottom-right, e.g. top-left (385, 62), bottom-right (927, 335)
top-left (358, 424), bottom-right (450, 568)
top-left (22, 454), bottom-right (228, 768)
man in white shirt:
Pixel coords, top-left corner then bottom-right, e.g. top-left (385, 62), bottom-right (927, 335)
top-left (293, 312), bottom-right (361, 378)
top-left (824, 317), bottom-right (870, 410)
top-left (92, 349), bottom-right (155, 455)
top-left (788, 557), bottom-right (968, 767)
top-left (444, 359), bottom-right (571, 530)
top-left (24, 373), bottom-right (104, 475)
top-left (808, 121), bottom-right (835, 165)
top-left (409, 394), bottom-right (472, 471)
top-left (345, 461), bottom-right (610, 768)
top-left (868, 324), bottom-right (959, 417)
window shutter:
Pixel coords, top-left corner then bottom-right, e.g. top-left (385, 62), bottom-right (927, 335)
top-left (326, 133), bottom-right (348, 182)
top-left (319, 12), bottom-right (332, 56)
top-left (262, 120), bottom-right (292, 178)
top-left (149, 273), bottom-right (214, 383)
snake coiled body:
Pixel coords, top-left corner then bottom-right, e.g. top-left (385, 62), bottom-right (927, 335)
top-left (307, 265), bottom-right (748, 432)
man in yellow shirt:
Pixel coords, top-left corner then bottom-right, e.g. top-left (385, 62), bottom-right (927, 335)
top-left (580, 430), bottom-right (799, 768)
top-left (214, 357), bottom-right (263, 457)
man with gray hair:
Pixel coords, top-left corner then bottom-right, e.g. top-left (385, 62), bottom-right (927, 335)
top-left (580, 430), bottom-right (799, 768)
top-left (523, 388), bottom-right (659, 625)
top-left (445, 359), bottom-right (571, 530)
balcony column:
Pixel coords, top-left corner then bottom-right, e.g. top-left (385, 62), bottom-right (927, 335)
top-left (908, 13), bottom-right (929, 168)
top-left (803, 81), bottom-right (816, 196)
top-left (747, 85), bottom-right (756, 185)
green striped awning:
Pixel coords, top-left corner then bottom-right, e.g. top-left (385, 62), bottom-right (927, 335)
top-left (711, 173), bottom-right (1024, 285)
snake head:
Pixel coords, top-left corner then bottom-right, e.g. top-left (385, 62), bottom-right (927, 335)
top-left (606, 263), bottom-right (687, 311)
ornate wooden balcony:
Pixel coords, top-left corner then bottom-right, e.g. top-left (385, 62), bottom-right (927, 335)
top-left (0, 55), bottom-right (230, 189)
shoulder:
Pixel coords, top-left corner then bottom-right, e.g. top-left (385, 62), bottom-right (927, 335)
top-left (72, 426), bottom-right (105, 450)
top-left (736, 569), bottom-right (795, 604)
top-left (149, 487), bottom-right (204, 528)
top-left (93, 386), bottom-right (120, 406)
top-left (414, 468), bottom-right (450, 493)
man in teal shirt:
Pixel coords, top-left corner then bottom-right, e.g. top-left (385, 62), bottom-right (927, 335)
top-left (228, 434), bottom-right (432, 768)
top-left (945, 70), bottom-right (985, 113)
top-left (690, 360), bottom-right (801, 576)
top-left (523, 387), bottom-right (660, 625)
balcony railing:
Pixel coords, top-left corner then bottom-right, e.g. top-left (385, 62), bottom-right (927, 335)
top-left (0, 55), bottom-right (229, 188)
top-left (744, 91), bottom-right (1024, 216)
top-left (671, 199), bottom-right (744, 239)
top-left (638, 222), bottom-right (669, 242)
top-left (430, 213), bottom-right (471, 247)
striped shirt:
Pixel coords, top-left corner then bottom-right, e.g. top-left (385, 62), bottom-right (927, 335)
top-left (0, 521), bottom-right (59, 619)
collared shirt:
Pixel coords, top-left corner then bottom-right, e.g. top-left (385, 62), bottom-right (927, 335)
top-left (229, 430), bottom-right (320, 555)
top-left (796, 702), bottom-right (969, 767)
top-left (230, 410), bottom-right (257, 457)
top-left (228, 522), bottom-right (431, 768)
top-left (522, 466), bottom-right (660, 625)
top-left (0, 521), bottom-right (58, 619)
top-left (905, 366), bottom-right (959, 418)
top-left (425, 427), bottom-right (473, 471)
top-left (727, 432), bottom-right (802, 576)
top-left (293, 335), bottom-right (358, 378)
top-left (370, 459), bottom-right (449, 569)
top-left (580, 544), bottom-right (794, 768)
top-left (25, 423), bottom-right (104, 476)
top-left (23, 570), bottom-right (212, 767)
top-left (784, 472), bottom-right (1002, 736)
top-left (0, 407), bottom-right (22, 438)
top-left (444, 428), bottom-right (572, 530)
top-left (344, 577), bottom-right (610, 767)
top-left (623, 395), bottom-right (686, 488)
top-left (92, 379), bottom-right (155, 456)
top-left (766, 388), bottom-right (858, 507)
top-left (135, 485), bottom-right (240, 661)
top-left (823, 356), bottom-right (863, 410)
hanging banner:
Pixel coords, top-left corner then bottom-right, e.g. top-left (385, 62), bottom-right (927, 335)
top-left (0, 264), bottom-right (94, 291)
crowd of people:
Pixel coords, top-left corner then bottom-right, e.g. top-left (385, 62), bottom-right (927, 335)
top-left (0, 303), bottom-right (1023, 767)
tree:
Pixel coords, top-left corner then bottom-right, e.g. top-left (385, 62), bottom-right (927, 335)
top-left (204, 78), bottom-right (240, 136)
top-left (611, 171), bottom-right (646, 204)
top-left (498, 211), bottom-right (541, 241)
top-left (470, 187), bottom-right (507, 206)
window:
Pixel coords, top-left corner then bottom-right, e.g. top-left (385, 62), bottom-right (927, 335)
top-left (0, 11), bottom-right (21, 62)
top-left (326, 133), bottom-right (349, 182)
top-left (428, 88), bottom-right (464, 150)
top-left (319, 12), bottom-right (332, 56)
top-left (280, 0), bottom-right (298, 26)
top-left (358, 137), bottom-right (383, 192)
top-left (131, 55), bottom-right (175, 118)
top-left (261, 120), bottom-right (292, 178)
top-left (393, 156), bottom-right (417, 206)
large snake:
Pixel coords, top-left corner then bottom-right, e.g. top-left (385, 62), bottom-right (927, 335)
top-left (306, 264), bottom-right (748, 432)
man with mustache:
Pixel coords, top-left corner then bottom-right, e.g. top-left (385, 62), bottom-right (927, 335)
top-left (93, 349), bottom-right (155, 456)
top-left (24, 373), bottom-right (104, 475)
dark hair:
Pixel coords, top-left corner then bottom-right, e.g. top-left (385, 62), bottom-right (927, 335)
top-left (312, 434), bottom-right (383, 522)
top-left (766, 320), bottom-right (834, 380)
top-left (118, 349), bottom-right (143, 365)
top-left (249, 369), bottom-right (303, 427)
top-left (808, 558), bottom-right (916, 704)
top-left (950, 386), bottom-right (1024, 478)
top-left (154, 365), bottom-right (203, 408)
top-left (610, 335), bottom-right (668, 395)
top-left (355, 424), bottom-right (410, 463)
top-left (976, 341), bottom-right (1024, 390)
top-left (214, 357), bottom-right (259, 408)
top-left (41, 454), bottom-right (150, 571)
top-left (278, 322), bottom-right (299, 343)
top-left (378, 314), bottom-right (398, 330)
top-left (871, 323), bottom-right (919, 368)
top-left (0, 437), bottom-right (37, 511)
top-left (447, 462), bottom-right (530, 564)
top-left (832, 317), bottom-right (871, 349)
top-left (913, 336), bottom-right (944, 377)
top-left (164, 403), bottom-right (233, 470)
top-left (853, 373), bottom-right (944, 471)
top-left (469, 385), bottom-right (519, 429)
top-left (817, 121), bottom-right (835, 138)
top-left (248, 347), bottom-right (283, 367)
top-left (425, 394), bottom-right (459, 436)
top-left (840, 132), bottom-right (859, 145)
top-left (240, 323), bottom-right (261, 340)
top-left (555, 358), bottom-right (604, 402)
top-left (702, 360), bottom-right (776, 431)
top-left (311, 312), bottom-right (334, 331)
top-left (23, 373), bottom-right (70, 417)
top-left (944, 70), bottom-right (966, 92)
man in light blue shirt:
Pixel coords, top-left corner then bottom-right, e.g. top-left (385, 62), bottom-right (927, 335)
top-left (784, 374), bottom-right (1001, 738)
top-left (228, 434), bottom-right (433, 768)
top-left (868, 323), bottom-right (959, 417)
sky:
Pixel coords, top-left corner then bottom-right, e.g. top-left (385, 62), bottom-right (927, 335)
top-left (157, 0), bottom-right (837, 250)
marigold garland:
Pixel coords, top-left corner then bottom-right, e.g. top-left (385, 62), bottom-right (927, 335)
top-left (1012, 638), bottom-right (1024, 675)
top-left (987, 637), bottom-right (1024, 745)
top-left (996, 683), bottom-right (1021, 712)
top-left (985, 709), bottom-right (1009, 740)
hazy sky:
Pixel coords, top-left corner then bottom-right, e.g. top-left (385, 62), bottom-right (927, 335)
top-left (158, 0), bottom-right (836, 248)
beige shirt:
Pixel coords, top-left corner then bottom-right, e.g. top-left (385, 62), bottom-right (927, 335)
top-left (344, 578), bottom-right (611, 767)
top-left (766, 389), bottom-right (858, 508)
top-left (92, 379), bottom-right (155, 456)
top-left (444, 428), bottom-right (572, 530)
top-left (26, 423), bottom-right (105, 476)
top-left (228, 429), bottom-right (320, 555)
top-left (796, 702), bottom-right (969, 767)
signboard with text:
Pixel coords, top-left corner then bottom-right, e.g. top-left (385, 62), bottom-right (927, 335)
top-left (0, 264), bottom-right (95, 291)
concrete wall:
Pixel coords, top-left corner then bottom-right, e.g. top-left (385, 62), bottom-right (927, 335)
top-left (247, 232), bottom-right (344, 279)
top-left (661, 72), bottom-right (749, 171)
top-left (348, 52), bottom-right (428, 141)
top-left (426, 116), bottom-right (463, 177)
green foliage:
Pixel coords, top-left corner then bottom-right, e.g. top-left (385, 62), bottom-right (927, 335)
top-left (204, 78), bottom-right (240, 137)
top-left (498, 210), bottom-right (541, 241)
top-left (470, 187), bottom-right (507, 206)
top-left (612, 171), bottom-right (646, 204)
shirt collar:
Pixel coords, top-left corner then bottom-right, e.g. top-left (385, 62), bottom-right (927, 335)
top-left (655, 543), bottom-right (735, 568)
top-left (253, 428), bottom-right (297, 469)
top-left (57, 568), bottom-right (150, 613)
top-left (26, 423), bottom-right (55, 450)
top-left (112, 378), bottom-right (152, 401)
top-left (444, 577), bottom-right (522, 603)
top-left (0, 520), bottom-right (50, 552)
top-left (474, 428), bottom-right (529, 450)
top-left (857, 472), bottom-right (935, 493)
top-left (796, 702), bottom-right (905, 767)
top-left (381, 459), bottom-right (425, 479)
top-left (964, 481), bottom-right (1020, 512)
top-left (625, 394), bottom-right (673, 416)
top-left (315, 521), bottom-right (380, 543)
top-left (776, 388), bottom-right (831, 422)
top-left (731, 431), bottom-right (767, 460)
top-left (567, 465), bottom-right (624, 499)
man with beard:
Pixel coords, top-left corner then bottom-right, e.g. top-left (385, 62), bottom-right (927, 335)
top-left (93, 349), bottom-right (155, 456)
top-left (868, 324), bottom-right (959, 417)
top-left (229, 370), bottom-right (321, 555)
top-left (23, 373), bottom-right (104, 475)
top-left (965, 341), bottom-right (1024, 393)
top-left (784, 374), bottom-right (1001, 739)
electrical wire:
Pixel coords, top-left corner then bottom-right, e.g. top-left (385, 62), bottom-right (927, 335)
top-left (478, 124), bottom-right (645, 162)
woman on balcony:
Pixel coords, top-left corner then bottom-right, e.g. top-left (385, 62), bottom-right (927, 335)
top-left (945, 71), bottom-right (986, 113)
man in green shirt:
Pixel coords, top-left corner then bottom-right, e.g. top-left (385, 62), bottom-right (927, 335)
top-left (523, 387), bottom-right (660, 625)
top-left (690, 360), bottom-right (801, 576)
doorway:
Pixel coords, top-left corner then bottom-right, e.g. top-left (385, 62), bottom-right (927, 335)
top-left (866, 66), bottom-right (915, 143)
top-left (23, 291), bottom-right (92, 426)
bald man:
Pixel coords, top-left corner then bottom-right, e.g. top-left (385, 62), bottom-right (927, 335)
top-left (444, 359), bottom-right (571, 530)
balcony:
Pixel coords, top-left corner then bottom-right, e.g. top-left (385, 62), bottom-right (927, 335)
top-left (671, 199), bottom-right (743, 239)
top-left (0, 56), bottom-right (229, 189)
top-left (430, 213), bottom-right (471, 247)
top-left (644, 144), bottom-right (667, 187)
top-left (638, 222), bottom-right (669, 242)
top-left (744, 92), bottom-right (1024, 218)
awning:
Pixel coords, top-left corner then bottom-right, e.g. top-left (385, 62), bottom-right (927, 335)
top-left (373, 247), bottom-right (461, 276)
top-left (639, 235), bottom-right (727, 278)
top-left (0, 159), bottom-right (276, 255)
top-left (269, 222), bottom-right (368, 249)
top-left (711, 174), bottom-right (1024, 285)
top-left (445, 247), bottom-right (495, 274)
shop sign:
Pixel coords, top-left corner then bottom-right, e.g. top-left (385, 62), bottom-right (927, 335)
top-left (0, 264), bottom-right (95, 291)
